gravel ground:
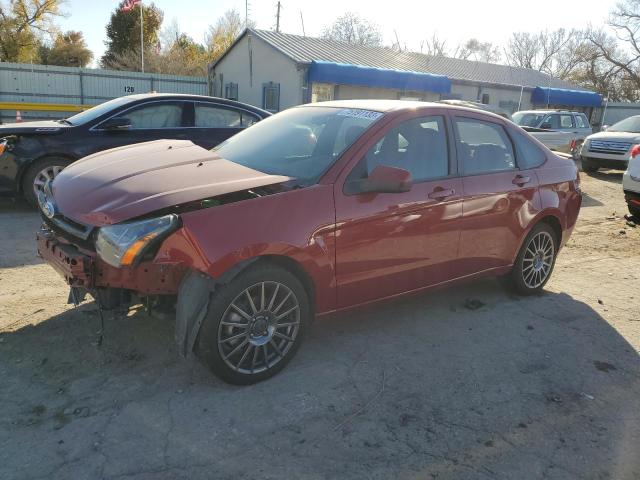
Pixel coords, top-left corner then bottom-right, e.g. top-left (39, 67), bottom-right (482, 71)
top-left (0, 170), bottom-right (639, 480)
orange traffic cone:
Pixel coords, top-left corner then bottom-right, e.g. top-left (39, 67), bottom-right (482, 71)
top-left (15, 110), bottom-right (22, 123)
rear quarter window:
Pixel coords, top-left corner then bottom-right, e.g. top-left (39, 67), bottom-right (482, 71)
top-left (511, 129), bottom-right (547, 169)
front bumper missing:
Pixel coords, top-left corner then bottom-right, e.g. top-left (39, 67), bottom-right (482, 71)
top-left (36, 225), bottom-right (186, 296)
top-left (37, 227), bottom-right (94, 288)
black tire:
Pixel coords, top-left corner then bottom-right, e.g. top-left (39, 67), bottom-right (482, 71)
top-left (628, 203), bottom-right (640, 219)
top-left (581, 158), bottom-right (599, 173)
top-left (195, 263), bottom-right (309, 385)
top-left (509, 223), bottom-right (558, 295)
top-left (22, 157), bottom-right (72, 206)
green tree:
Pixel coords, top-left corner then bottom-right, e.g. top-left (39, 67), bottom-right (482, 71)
top-left (0, 0), bottom-right (62, 62)
top-left (101, 1), bottom-right (163, 69)
top-left (41, 30), bottom-right (92, 67)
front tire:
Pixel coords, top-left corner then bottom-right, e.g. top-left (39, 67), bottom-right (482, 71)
top-left (510, 223), bottom-right (558, 295)
top-left (22, 157), bottom-right (71, 206)
top-left (581, 158), bottom-right (599, 173)
top-left (195, 264), bottom-right (309, 385)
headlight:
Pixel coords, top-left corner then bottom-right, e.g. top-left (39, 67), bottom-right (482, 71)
top-left (95, 214), bottom-right (179, 268)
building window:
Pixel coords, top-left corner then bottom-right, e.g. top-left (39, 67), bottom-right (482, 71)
top-left (481, 93), bottom-right (490, 104)
top-left (312, 83), bottom-right (334, 103)
top-left (263, 82), bottom-right (280, 112)
top-left (224, 82), bottom-right (238, 101)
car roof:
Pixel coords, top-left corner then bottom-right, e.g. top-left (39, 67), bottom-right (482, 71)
top-left (517, 109), bottom-right (583, 115)
top-left (301, 99), bottom-right (508, 121)
top-left (118, 93), bottom-right (271, 115)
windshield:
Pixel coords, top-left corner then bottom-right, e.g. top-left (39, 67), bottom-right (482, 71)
top-left (607, 116), bottom-right (640, 133)
top-left (512, 112), bottom-right (546, 127)
top-left (213, 106), bottom-right (383, 184)
top-left (64, 97), bottom-right (136, 126)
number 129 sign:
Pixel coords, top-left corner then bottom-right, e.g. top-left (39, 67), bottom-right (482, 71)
top-left (124, 86), bottom-right (135, 93)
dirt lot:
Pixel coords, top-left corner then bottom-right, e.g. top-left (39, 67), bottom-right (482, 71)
top-left (1, 170), bottom-right (639, 480)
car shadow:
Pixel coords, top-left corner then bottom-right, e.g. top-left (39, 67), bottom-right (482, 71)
top-left (1, 279), bottom-right (639, 479)
top-left (580, 191), bottom-right (604, 207)
top-left (0, 199), bottom-right (43, 268)
top-left (585, 170), bottom-right (624, 184)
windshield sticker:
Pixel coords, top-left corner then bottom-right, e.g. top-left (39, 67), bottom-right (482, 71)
top-left (336, 109), bottom-right (383, 120)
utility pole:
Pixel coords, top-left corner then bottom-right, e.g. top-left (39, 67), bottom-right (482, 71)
top-left (300, 10), bottom-right (305, 37)
top-left (276, 1), bottom-right (281, 33)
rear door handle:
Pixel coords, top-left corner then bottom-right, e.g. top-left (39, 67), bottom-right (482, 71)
top-left (512, 175), bottom-right (531, 186)
top-left (428, 188), bottom-right (455, 200)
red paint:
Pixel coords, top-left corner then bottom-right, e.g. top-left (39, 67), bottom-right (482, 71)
top-left (39, 103), bottom-right (582, 315)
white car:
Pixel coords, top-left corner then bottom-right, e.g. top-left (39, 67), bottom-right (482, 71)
top-left (580, 116), bottom-right (640, 173)
top-left (623, 146), bottom-right (640, 218)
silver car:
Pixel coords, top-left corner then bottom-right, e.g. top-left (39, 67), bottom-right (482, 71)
top-left (580, 116), bottom-right (640, 173)
top-left (513, 110), bottom-right (593, 142)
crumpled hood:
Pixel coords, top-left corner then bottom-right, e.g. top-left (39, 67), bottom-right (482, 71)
top-left (51, 139), bottom-right (290, 225)
top-left (587, 131), bottom-right (640, 143)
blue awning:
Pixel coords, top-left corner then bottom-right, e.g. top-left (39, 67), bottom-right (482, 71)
top-left (308, 61), bottom-right (451, 94)
top-left (531, 86), bottom-right (602, 107)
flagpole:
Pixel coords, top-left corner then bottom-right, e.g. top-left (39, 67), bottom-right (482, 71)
top-left (140, 2), bottom-right (144, 72)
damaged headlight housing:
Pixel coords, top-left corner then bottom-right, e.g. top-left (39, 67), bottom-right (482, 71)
top-left (95, 214), bottom-right (180, 268)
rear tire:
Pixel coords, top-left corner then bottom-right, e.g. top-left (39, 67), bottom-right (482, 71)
top-left (509, 223), bottom-right (558, 295)
top-left (581, 158), bottom-right (598, 173)
top-left (195, 264), bottom-right (309, 385)
top-left (22, 157), bottom-right (72, 207)
top-left (628, 203), bottom-right (640, 219)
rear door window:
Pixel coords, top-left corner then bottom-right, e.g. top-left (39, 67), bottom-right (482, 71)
top-left (454, 118), bottom-right (516, 175)
top-left (511, 129), bottom-right (546, 169)
top-left (195, 104), bottom-right (258, 128)
top-left (559, 114), bottom-right (574, 129)
top-left (575, 114), bottom-right (588, 129)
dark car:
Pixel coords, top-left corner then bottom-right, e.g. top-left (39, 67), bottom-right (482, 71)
top-left (36, 100), bottom-right (581, 384)
top-left (0, 93), bottom-right (270, 205)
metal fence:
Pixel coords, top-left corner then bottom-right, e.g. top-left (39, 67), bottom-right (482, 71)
top-left (0, 62), bottom-right (209, 123)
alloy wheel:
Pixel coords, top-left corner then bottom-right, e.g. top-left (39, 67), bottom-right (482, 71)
top-left (217, 281), bottom-right (300, 375)
top-left (33, 165), bottom-right (63, 197)
top-left (522, 231), bottom-right (555, 289)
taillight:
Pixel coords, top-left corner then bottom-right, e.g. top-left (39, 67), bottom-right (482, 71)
top-left (631, 144), bottom-right (640, 158)
top-left (570, 139), bottom-right (577, 152)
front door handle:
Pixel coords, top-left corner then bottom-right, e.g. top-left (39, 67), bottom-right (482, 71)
top-left (512, 175), bottom-right (531, 186)
top-left (428, 188), bottom-right (455, 200)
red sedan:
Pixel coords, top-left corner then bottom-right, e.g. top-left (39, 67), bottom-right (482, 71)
top-left (36, 100), bottom-right (581, 384)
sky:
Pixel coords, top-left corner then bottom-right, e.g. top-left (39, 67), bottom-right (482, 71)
top-left (57, 0), bottom-right (618, 67)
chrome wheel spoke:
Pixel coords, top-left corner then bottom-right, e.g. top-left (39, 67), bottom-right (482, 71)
top-left (245, 289), bottom-right (258, 314)
top-left (230, 302), bottom-right (252, 321)
top-left (223, 338), bottom-right (249, 360)
top-left (273, 291), bottom-right (292, 314)
top-left (219, 331), bottom-right (247, 344)
top-left (237, 343), bottom-right (253, 369)
top-left (269, 339), bottom-right (284, 357)
top-left (276, 305), bottom-right (299, 320)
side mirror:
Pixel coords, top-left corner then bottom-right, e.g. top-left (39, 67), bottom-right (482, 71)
top-left (101, 117), bottom-right (131, 131)
top-left (350, 165), bottom-right (412, 194)
top-left (540, 122), bottom-right (552, 130)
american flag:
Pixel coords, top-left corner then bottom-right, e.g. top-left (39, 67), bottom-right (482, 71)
top-left (121, 0), bottom-right (141, 12)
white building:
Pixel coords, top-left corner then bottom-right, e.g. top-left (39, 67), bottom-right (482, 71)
top-left (210, 29), bottom-right (601, 116)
